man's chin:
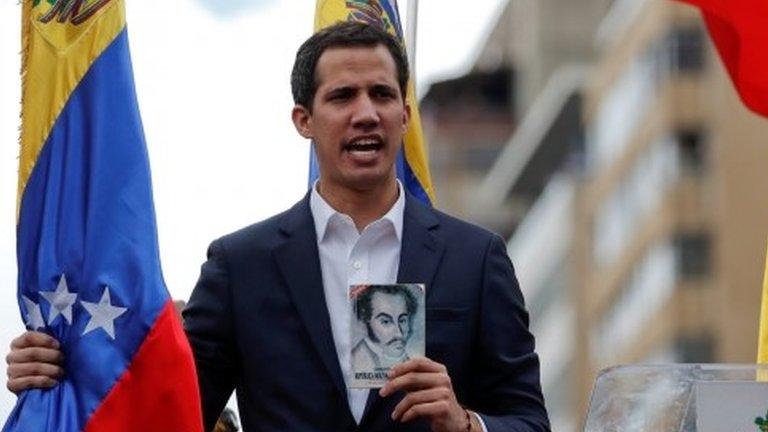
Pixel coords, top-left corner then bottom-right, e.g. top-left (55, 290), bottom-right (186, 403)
top-left (341, 172), bottom-right (397, 192)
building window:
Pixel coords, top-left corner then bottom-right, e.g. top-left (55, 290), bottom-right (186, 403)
top-left (462, 145), bottom-right (503, 173)
top-left (676, 128), bottom-right (707, 174)
top-left (590, 240), bottom-right (677, 364)
top-left (592, 134), bottom-right (679, 268)
top-left (675, 232), bottom-right (712, 278)
top-left (675, 333), bottom-right (715, 362)
top-left (588, 54), bottom-right (656, 171)
top-left (668, 26), bottom-right (705, 73)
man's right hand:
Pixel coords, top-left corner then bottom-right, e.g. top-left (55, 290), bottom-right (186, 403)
top-left (5, 331), bottom-right (64, 394)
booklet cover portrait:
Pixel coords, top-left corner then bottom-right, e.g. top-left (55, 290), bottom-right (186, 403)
top-left (349, 284), bottom-right (425, 388)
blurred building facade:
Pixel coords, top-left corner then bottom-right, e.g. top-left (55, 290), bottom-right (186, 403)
top-left (421, 0), bottom-right (768, 429)
top-left (575, 0), bottom-right (768, 423)
top-left (421, 0), bottom-right (611, 238)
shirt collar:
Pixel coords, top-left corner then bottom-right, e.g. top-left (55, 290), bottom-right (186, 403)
top-left (309, 180), bottom-right (405, 242)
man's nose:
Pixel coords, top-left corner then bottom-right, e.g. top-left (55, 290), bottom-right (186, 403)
top-left (351, 95), bottom-right (380, 129)
top-left (395, 323), bottom-right (405, 338)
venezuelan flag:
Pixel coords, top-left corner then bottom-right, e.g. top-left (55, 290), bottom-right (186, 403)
top-left (4, 1), bottom-right (202, 431)
top-left (309, 0), bottom-right (435, 205)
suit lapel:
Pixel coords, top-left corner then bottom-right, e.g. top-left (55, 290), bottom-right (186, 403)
top-left (272, 196), bottom-right (349, 404)
top-left (361, 195), bottom-right (445, 424)
top-left (396, 197), bottom-right (444, 300)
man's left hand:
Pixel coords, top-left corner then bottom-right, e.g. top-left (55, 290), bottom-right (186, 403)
top-left (380, 357), bottom-right (475, 432)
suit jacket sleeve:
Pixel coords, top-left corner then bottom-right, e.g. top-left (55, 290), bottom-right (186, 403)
top-left (183, 239), bottom-right (239, 432)
top-left (471, 235), bottom-right (550, 432)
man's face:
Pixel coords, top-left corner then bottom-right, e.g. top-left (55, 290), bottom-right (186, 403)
top-left (367, 291), bottom-right (411, 358)
top-left (291, 44), bottom-right (410, 194)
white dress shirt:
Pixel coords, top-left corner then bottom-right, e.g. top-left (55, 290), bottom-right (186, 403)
top-left (310, 181), bottom-right (404, 424)
top-left (309, 181), bottom-right (487, 431)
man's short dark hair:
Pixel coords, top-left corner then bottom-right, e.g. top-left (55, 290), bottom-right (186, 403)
top-left (355, 285), bottom-right (418, 323)
top-left (291, 21), bottom-right (410, 110)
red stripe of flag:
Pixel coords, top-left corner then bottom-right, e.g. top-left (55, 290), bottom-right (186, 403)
top-left (678, 0), bottom-right (768, 117)
top-left (84, 301), bottom-right (203, 432)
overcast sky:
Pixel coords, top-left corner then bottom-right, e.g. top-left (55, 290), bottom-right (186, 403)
top-left (0, 0), bottom-right (506, 419)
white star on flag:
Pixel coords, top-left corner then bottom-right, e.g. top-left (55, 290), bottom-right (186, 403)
top-left (22, 296), bottom-right (46, 331)
top-left (40, 274), bottom-right (78, 325)
top-left (81, 287), bottom-right (127, 340)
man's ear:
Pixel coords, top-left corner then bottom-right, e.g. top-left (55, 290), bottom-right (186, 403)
top-left (401, 102), bottom-right (411, 133)
top-left (291, 105), bottom-right (313, 139)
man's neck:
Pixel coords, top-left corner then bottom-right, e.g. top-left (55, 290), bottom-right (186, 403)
top-left (317, 179), bottom-right (399, 231)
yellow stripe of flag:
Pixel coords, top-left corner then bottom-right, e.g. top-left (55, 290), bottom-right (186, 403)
top-left (401, 79), bottom-right (433, 202)
top-left (19, 0), bottom-right (125, 215)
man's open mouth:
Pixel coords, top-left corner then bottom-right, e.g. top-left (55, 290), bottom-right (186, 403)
top-left (344, 137), bottom-right (383, 155)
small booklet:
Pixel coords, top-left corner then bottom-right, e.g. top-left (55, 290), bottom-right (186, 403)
top-left (349, 283), bottom-right (425, 388)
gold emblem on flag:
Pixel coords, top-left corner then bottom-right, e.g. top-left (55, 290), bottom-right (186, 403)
top-left (345, 0), bottom-right (392, 33)
top-left (30, 0), bottom-right (115, 51)
top-left (314, 0), bottom-right (396, 37)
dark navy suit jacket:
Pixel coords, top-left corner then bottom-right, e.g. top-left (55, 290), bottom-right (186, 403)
top-left (183, 193), bottom-right (550, 431)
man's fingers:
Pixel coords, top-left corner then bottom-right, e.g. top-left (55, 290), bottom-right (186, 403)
top-left (399, 400), bottom-right (452, 423)
top-left (6, 376), bottom-right (58, 394)
top-left (10, 332), bottom-right (59, 351)
top-left (380, 372), bottom-right (449, 397)
top-left (388, 357), bottom-right (446, 378)
top-left (7, 362), bottom-right (63, 380)
top-left (6, 347), bottom-right (64, 366)
top-left (4, 332), bottom-right (65, 394)
top-left (391, 387), bottom-right (452, 421)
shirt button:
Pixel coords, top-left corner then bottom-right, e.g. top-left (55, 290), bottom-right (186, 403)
top-left (352, 261), bottom-right (362, 270)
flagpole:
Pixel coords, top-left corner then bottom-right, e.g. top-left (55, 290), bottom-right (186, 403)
top-left (405, 0), bottom-right (418, 85)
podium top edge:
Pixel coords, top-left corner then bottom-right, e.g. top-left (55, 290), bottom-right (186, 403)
top-left (596, 363), bottom-right (768, 378)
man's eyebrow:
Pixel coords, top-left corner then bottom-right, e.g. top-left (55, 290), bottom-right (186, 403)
top-left (371, 83), bottom-right (397, 92)
top-left (325, 85), bottom-right (357, 96)
top-left (374, 312), bottom-right (393, 320)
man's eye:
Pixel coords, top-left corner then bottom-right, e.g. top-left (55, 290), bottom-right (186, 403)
top-left (328, 89), bottom-right (354, 101)
top-left (374, 90), bottom-right (394, 99)
top-left (379, 317), bottom-right (392, 325)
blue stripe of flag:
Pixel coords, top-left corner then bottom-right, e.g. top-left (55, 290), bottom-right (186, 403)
top-left (5, 28), bottom-right (167, 432)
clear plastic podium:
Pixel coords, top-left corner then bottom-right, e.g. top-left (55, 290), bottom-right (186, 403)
top-left (583, 364), bottom-right (768, 431)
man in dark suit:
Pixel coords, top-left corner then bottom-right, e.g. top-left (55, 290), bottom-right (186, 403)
top-left (7, 21), bottom-right (549, 432)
